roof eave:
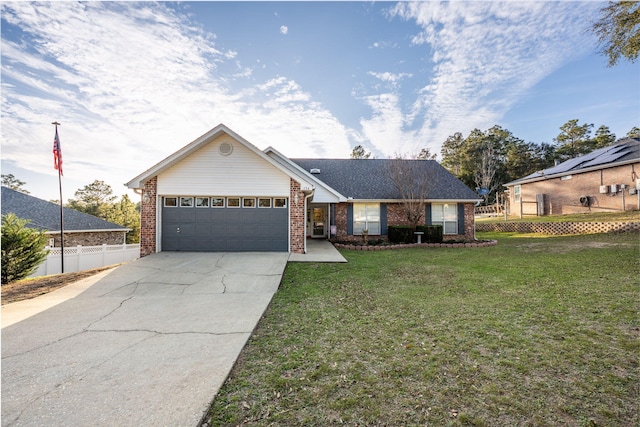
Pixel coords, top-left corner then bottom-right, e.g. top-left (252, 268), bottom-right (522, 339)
top-left (44, 229), bottom-right (130, 234)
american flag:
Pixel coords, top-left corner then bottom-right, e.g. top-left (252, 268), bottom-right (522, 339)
top-left (53, 128), bottom-right (63, 176)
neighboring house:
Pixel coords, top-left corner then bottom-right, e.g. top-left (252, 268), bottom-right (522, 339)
top-left (1, 186), bottom-right (129, 246)
top-left (504, 138), bottom-right (640, 217)
top-left (126, 124), bottom-right (480, 256)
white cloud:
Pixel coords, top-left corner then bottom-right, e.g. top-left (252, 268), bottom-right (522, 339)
top-left (363, 1), bottom-right (602, 157)
top-left (280, 25), bottom-right (288, 35)
top-left (0, 2), bottom-right (352, 200)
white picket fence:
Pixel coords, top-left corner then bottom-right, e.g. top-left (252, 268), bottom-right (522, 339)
top-left (29, 244), bottom-right (140, 278)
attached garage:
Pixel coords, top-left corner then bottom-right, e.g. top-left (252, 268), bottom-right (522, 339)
top-left (161, 196), bottom-right (288, 252)
top-left (126, 124), bottom-right (312, 256)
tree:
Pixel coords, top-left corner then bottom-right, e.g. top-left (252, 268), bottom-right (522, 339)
top-left (592, 1), bottom-right (640, 66)
top-left (1, 214), bottom-right (49, 284)
top-left (350, 145), bottom-right (372, 159)
top-left (440, 132), bottom-right (466, 177)
top-left (627, 126), bottom-right (640, 138)
top-left (554, 119), bottom-right (595, 159)
top-left (104, 195), bottom-right (140, 243)
top-left (385, 156), bottom-right (433, 229)
top-left (441, 125), bottom-right (557, 204)
top-left (594, 125), bottom-right (616, 147)
top-left (416, 148), bottom-right (437, 160)
top-left (67, 180), bottom-right (116, 218)
top-left (1, 174), bottom-right (30, 194)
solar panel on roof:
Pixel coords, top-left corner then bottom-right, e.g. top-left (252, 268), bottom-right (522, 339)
top-left (541, 144), bottom-right (629, 175)
top-left (581, 150), bottom-right (630, 168)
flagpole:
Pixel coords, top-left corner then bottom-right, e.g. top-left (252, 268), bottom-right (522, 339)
top-left (52, 121), bottom-right (64, 273)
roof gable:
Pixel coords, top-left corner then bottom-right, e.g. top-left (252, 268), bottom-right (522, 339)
top-left (126, 124), bottom-right (313, 190)
top-left (1, 187), bottom-right (128, 232)
top-left (291, 159), bottom-right (479, 201)
top-left (264, 147), bottom-right (346, 202)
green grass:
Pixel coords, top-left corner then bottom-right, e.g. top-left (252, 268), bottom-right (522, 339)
top-left (476, 210), bottom-right (640, 223)
top-left (206, 232), bottom-right (639, 426)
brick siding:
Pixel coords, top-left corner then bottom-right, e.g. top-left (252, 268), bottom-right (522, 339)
top-left (333, 202), bottom-right (476, 243)
top-left (290, 179), bottom-right (305, 253)
top-left (508, 163), bottom-right (640, 217)
top-left (49, 231), bottom-right (126, 247)
top-left (476, 221), bottom-right (640, 234)
top-left (140, 177), bottom-right (157, 257)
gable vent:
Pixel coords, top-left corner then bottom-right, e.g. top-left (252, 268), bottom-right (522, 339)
top-left (219, 142), bottom-right (233, 156)
top-left (310, 168), bottom-right (321, 174)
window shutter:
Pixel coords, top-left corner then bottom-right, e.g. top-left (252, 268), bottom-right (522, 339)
top-left (347, 204), bottom-right (353, 235)
top-left (380, 203), bottom-right (388, 235)
top-left (425, 203), bottom-right (432, 225)
top-left (457, 203), bottom-right (465, 235)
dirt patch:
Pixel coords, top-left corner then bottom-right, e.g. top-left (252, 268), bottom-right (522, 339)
top-left (1, 265), bottom-right (118, 305)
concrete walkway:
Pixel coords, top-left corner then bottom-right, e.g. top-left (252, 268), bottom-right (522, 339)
top-left (288, 239), bottom-right (347, 263)
top-left (1, 252), bottom-right (288, 427)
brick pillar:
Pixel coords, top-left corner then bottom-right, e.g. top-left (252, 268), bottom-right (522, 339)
top-left (140, 177), bottom-right (157, 257)
top-left (290, 179), bottom-right (305, 254)
top-left (464, 203), bottom-right (475, 240)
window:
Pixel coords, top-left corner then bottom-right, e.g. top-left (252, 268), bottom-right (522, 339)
top-left (227, 197), bottom-right (240, 208)
top-left (164, 197), bottom-right (177, 207)
top-left (353, 203), bottom-right (380, 235)
top-left (195, 197), bottom-right (209, 208)
top-left (243, 198), bottom-right (256, 208)
top-left (180, 197), bottom-right (193, 207)
top-left (432, 203), bottom-right (458, 235)
top-left (514, 185), bottom-right (521, 203)
top-left (274, 198), bottom-right (287, 208)
top-left (211, 197), bottom-right (225, 207)
top-left (258, 198), bottom-right (272, 208)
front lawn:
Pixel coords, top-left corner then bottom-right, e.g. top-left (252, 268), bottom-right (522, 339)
top-left (205, 232), bottom-right (639, 426)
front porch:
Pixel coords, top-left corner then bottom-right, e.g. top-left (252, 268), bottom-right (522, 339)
top-left (288, 239), bottom-right (347, 263)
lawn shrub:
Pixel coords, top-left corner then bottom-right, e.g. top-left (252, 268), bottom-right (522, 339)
top-left (415, 224), bottom-right (443, 243)
top-left (1, 214), bottom-right (49, 284)
top-left (387, 225), bottom-right (413, 243)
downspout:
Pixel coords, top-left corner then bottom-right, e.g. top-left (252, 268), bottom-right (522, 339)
top-left (303, 190), bottom-right (313, 254)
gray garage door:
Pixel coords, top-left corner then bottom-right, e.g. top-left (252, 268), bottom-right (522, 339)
top-left (161, 197), bottom-right (288, 252)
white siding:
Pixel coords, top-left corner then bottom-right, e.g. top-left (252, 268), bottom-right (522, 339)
top-left (309, 185), bottom-right (340, 203)
top-left (157, 134), bottom-right (291, 196)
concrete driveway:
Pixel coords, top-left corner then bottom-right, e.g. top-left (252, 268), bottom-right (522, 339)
top-left (1, 252), bottom-right (288, 426)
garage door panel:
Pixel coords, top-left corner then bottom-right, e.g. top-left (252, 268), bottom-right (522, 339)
top-left (194, 223), bottom-right (211, 235)
top-left (162, 197), bottom-right (288, 252)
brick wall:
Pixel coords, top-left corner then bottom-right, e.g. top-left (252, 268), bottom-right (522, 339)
top-left (49, 231), bottom-right (126, 247)
top-left (333, 202), bottom-right (476, 242)
top-left (476, 221), bottom-right (640, 234)
top-left (386, 203), bottom-right (413, 227)
top-left (290, 179), bottom-right (305, 254)
top-left (508, 163), bottom-right (640, 217)
top-left (334, 203), bottom-right (348, 240)
top-left (140, 177), bottom-right (157, 257)
top-left (463, 203), bottom-right (475, 239)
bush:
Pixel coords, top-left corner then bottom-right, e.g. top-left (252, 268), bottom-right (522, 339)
top-left (388, 225), bottom-right (414, 244)
top-left (1, 214), bottom-right (49, 284)
top-left (415, 225), bottom-right (443, 243)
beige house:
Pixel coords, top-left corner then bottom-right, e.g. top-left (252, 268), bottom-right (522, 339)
top-left (504, 138), bottom-right (640, 217)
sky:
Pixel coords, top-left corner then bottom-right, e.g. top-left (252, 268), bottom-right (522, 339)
top-left (1, 1), bottom-right (639, 202)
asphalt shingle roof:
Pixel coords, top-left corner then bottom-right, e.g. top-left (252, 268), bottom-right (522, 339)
top-left (1, 187), bottom-right (128, 232)
top-left (291, 159), bottom-right (479, 200)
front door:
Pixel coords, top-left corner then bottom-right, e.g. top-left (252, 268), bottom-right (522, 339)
top-left (312, 207), bottom-right (326, 238)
